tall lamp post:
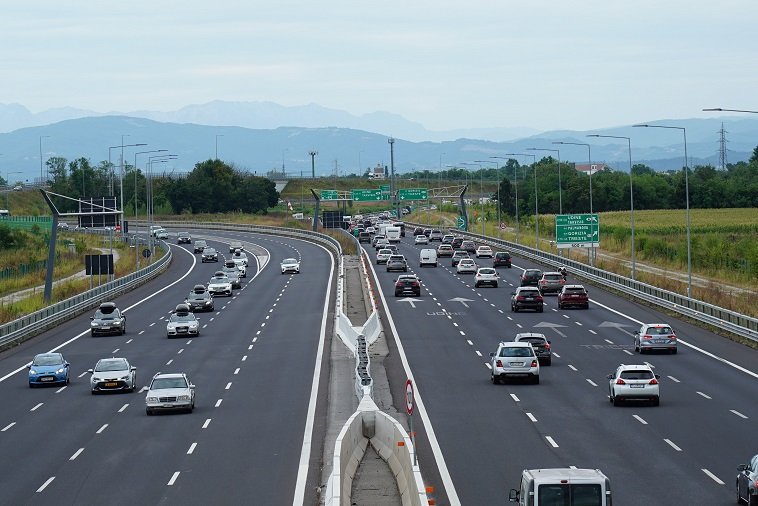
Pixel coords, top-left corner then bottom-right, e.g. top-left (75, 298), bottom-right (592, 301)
top-left (110, 141), bottom-right (147, 220)
top-left (308, 150), bottom-right (318, 179)
top-left (506, 154), bottom-right (538, 249)
top-left (476, 159), bottom-right (501, 234)
top-left (39, 135), bottom-right (50, 184)
top-left (462, 162), bottom-right (486, 234)
top-left (588, 134), bottom-right (636, 279)
top-left (388, 137), bottom-right (397, 218)
top-left (526, 147), bottom-right (563, 214)
top-left (633, 123), bottom-right (692, 298)
top-left (215, 135), bottom-right (224, 160)
top-left (134, 149), bottom-right (168, 221)
top-left (490, 156), bottom-right (520, 240)
top-left (553, 141), bottom-right (595, 264)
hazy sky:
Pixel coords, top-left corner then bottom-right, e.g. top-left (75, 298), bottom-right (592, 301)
top-left (2, 1), bottom-right (756, 132)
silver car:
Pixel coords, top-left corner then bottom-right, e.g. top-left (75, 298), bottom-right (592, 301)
top-left (456, 258), bottom-right (478, 274)
top-left (376, 248), bottom-right (393, 264)
top-left (490, 341), bottom-right (540, 384)
top-left (166, 304), bottom-right (200, 338)
top-left (145, 372), bottom-right (195, 415)
top-left (88, 357), bottom-right (137, 393)
top-left (607, 364), bottom-right (660, 406)
top-left (208, 272), bottom-right (233, 296)
top-left (634, 323), bottom-right (678, 354)
top-left (221, 264), bottom-right (242, 288)
top-left (737, 454), bottom-right (758, 506)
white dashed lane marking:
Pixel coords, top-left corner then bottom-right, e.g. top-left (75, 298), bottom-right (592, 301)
top-left (545, 436), bottom-right (559, 448)
top-left (633, 415), bottom-right (648, 425)
top-left (215, 399), bottom-right (223, 408)
top-left (664, 438), bottom-right (682, 451)
top-left (702, 469), bottom-right (724, 485)
top-left (668, 376), bottom-right (680, 383)
top-left (167, 472), bottom-right (180, 486)
top-left (118, 404), bottom-right (129, 413)
top-left (586, 379), bottom-right (597, 387)
top-left (2, 422), bottom-right (16, 431)
top-left (30, 403), bottom-right (43, 412)
top-left (202, 418), bottom-right (211, 429)
top-left (69, 448), bottom-right (84, 461)
top-left (36, 477), bottom-right (55, 493)
top-left (526, 412), bottom-right (537, 422)
top-left (730, 410), bottom-right (748, 419)
top-left (187, 443), bottom-right (197, 455)
top-left (696, 391), bottom-right (712, 400)
top-left (510, 394), bottom-right (520, 402)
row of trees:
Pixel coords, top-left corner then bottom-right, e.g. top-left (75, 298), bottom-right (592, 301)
top-left (404, 147), bottom-right (758, 216)
top-left (45, 158), bottom-right (279, 215)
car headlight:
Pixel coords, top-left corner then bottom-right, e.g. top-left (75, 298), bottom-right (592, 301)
top-left (120, 375), bottom-right (130, 380)
top-left (29, 369), bottom-right (38, 375)
top-left (56, 367), bottom-right (66, 374)
top-left (178, 395), bottom-right (191, 401)
top-left (204, 300), bottom-right (211, 305)
top-left (146, 396), bottom-right (158, 402)
top-left (91, 322), bottom-right (99, 326)
top-left (113, 319), bottom-right (122, 324)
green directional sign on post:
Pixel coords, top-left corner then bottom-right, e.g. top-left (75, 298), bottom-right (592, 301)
top-left (457, 215), bottom-right (467, 230)
top-left (555, 214), bottom-right (600, 248)
top-left (320, 190), bottom-right (339, 201)
top-left (380, 185), bottom-right (390, 192)
top-left (398, 188), bottom-right (428, 201)
top-left (351, 189), bottom-right (383, 201)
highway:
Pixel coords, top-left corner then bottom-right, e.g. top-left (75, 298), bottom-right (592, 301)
top-left (366, 234), bottom-right (757, 505)
top-left (0, 229), bottom-right (334, 505)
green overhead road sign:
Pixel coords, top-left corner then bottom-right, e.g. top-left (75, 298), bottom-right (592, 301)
top-left (320, 190), bottom-right (339, 201)
top-left (351, 189), bottom-right (383, 201)
top-left (380, 185), bottom-right (390, 192)
top-left (398, 188), bottom-right (428, 201)
top-left (555, 213), bottom-right (600, 249)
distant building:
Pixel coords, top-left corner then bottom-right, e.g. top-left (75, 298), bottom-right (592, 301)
top-left (367, 164), bottom-right (386, 179)
top-left (574, 163), bottom-right (606, 175)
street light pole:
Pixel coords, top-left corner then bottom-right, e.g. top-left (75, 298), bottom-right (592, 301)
top-left (308, 150), bottom-right (318, 179)
top-left (506, 154), bottom-right (538, 249)
top-left (490, 156), bottom-right (520, 241)
top-left (527, 147), bottom-right (562, 214)
top-left (388, 137), bottom-right (396, 217)
top-left (634, 123), bottom-right (692, 298)
top-left (588, 134), bottom-right (636, 279)
top-left (39, 135), bottom-right (50, 184)
top-left (553, 141), bottom-right (594, 264)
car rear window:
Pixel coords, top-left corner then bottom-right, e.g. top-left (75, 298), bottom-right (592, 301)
top-left (520, 337), bottom-right (546, 345)
top-left (564, 288), bottom-right (586, 294)
top-left (519, 289), bottom-right (540, 295)
top-left (479, 268), bottom-right (496, 274)
top-left (500, 347), bottom-right (534, 357)
top-left (544, 274), bottom-right (562, 280)
top-left (648, 326), bottom-right (673, 335)
top-left (620, 370), bottom-right (654, 380)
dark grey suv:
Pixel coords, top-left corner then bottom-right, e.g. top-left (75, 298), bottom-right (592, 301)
top-left (514, 333), bottom-right (552, 365)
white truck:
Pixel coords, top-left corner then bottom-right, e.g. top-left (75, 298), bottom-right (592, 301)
top-left (509, 468), bottom-right (612, 506)
top-left (385, 226), bottom-right (401, 243)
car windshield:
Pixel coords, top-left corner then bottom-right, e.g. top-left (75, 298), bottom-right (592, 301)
top-left (151, 377), bottom-right (188, 389)
top-left (282, 258), bottom-right (297, 264)
top-left (379, 249), bottom-right (392, 254)
top-left (520, 337), bottom-right (546, 345)
top-left (519, 289), bottom-right (540, 296)
top-left (95, 359), bottom-right (128, 372)
top-left (500, 347), bottom-right (533, 357)
top-left (196, 241), bottom-right (207, 246)
top-left (496, 253), bottom-right (510, 258)
top-left (538, 484), bottom-right (602, 506)
top-left (94, 310), bottom-right (119, 319)
top-left (170, 314), bottom-right (196, 322)
top-left (32, 355), bottom-right (63, 366)
top-left (179, 233), bottom-right (189, 237)
top-left (460, 260), bottom-right (475, 265)
top-left (620, 370), bottom-right (654, 380)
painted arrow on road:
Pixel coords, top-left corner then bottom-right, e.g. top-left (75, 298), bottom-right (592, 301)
top-left (398, 298), bottom-right (424, 308)
top-left (448, 297), bottom-right (474, 308)
top-left (598, 321), bottom-right (636, 336)
top-left (533, 322), bottom-right (569, 338)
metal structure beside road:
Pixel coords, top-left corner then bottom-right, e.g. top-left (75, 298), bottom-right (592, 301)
top-left (555, 213), bottom-right (600, 248)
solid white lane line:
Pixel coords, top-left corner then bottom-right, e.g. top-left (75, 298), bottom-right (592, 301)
top-left (586, 379), bottom-right (597, 387)
top-left (604, 339), bottom-right (614, 344)
top-left (702, 469), bottom-right (724, 485)
top-left (118, 404), bottom-right (129, 413)
top-left (126, 339), bottom-right (133, 344)
top-left (36, 476), bottom-right (55, 493)
top-left (215, 399), bottom-right (222, 407)
top-left (31, 403), bottom-right (43, 412)
top-left (633, 415), bottom-right (648, 425)
top-left (225, 382), bottom-right (231, 390)
top-left (234, 368), bottom-right (240, 375)
top-left (623, 350), bottom-right (634, 356)
top-left (475, 350), bottom-right (482, 357)
top-left (167, 472), bottom-right (180, 486)
top-left (510, 394), bottom-right (520, 402)
top-left (730, 409), bottom-right (748, 419)
top-left (697, 391), bottom-right (712, 399)
top-left (2, 422), bottom-right (16, 431)
top-left (202, 418), bottom-right (211, 428)
top-left (568, 364), bottom-right (578, 371)
top-left (526, 412), bottom-right (537, 422)
top-left (78, 371), bottom-right (88, 378)
top-left (668, 375), bottom-right (680, 382)
top-left (96, 424), bottom-right (108, 434)
top-left (69, 448), bottom-right (84, 461)
top-left (545, 436), bottom-right (559, 448)
top-left (589, 330), bottom-right (597, 335)
top-left (56, 386), bottom-right (67, 393)
top-left (664, 438), bottom-right (682, 451)
top-left (166, 359), bottom-right (173, 366)
top-left (187, 443), bottom-right (197, 455)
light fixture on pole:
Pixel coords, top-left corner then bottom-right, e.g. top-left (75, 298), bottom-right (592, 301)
top-left (702, 107), bottom-right (758, 114)
top-left (526, 147), bottom-right (563, 214)
top-left (476, 159), bottom-right (501, 234)
top-left (39, 135), bottom-right (50, 184)
top-left (588, 134), bottom-right (636, 279)
top-left (111, 140), bottom-right (147, 223)
top-left (633, 123), bottom-right (692, 298)
top-left (215, 135), bottom-right (224, 160)
top-left (505, 154), bottom-right (538, 249)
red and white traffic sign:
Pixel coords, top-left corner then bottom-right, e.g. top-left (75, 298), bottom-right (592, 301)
top-left (405, 379), bottom-right (414, 416)
top-left (499, 222), bottom-right (506, 230)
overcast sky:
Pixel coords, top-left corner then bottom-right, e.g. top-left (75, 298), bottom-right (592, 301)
top-left (2, 1), bottom-right (756, 132)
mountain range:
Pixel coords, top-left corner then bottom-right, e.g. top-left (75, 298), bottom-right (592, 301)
top-left (0, 103), bottom-right (755, 185)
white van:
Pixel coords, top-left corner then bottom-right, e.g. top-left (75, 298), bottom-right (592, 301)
top-left (419, 248), bottom-right (437, 267)
top-left (386, 226), bottom-right (401, 243)
top-left (509, 468), bottom-right (611, 506)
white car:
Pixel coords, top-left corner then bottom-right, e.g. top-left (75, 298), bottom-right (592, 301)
top-left (476, 245), bottom-right (493, 258)
top-left (376, 248), bottom-right (393, 264)
top-left (208, 271), bottom-right (233, 296)
top-left (456, 258), bottom-right (478, 274)
top-left (155, 229), bottom-right (169, 240)
top-left (166, 304), bottom-right (200, 338)
top-left (88, 357), bottom-right (137, 393)
top-left (607, 364), bottom-right (660, 406)
top-left (414, 234), bottom-right (429, 245)
top-left (474, 267), bottom-right (499, 287)
top-left (281, 257), bottom-right (300, 274)
top-left (145, 372), bottom-right (195, 415)
top-left (374, 238), bottom-right (390, 251)
top-left (490, 341), bottom-right (540, 384)
top-left (232, 249), bottom-right (248, 267)
top-left (366, 226), bottom-right (376, 235)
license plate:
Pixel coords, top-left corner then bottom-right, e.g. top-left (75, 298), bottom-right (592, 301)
top-left (509, 362), bottom-right (524, 366)
top-left (653, 339), bottom-right (665, 344)
top-left (525, 297), bottom-right (533, 301)
top-left (105, 382), bottom-right (118, 387)
top-left (163, 404), bottom-right (173, 408)
top-left (630, 384), bottom-right (644, 388)
top-left (41, 377), bottom-right (53, 382)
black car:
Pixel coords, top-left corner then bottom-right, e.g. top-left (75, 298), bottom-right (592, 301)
top-left (90, 302), bottom-right (126, 336)
top-left (451, 237), bottom-right (464, 250)
top-left (514, 333), bottom-right (552, 365)
top-left (520, 269), bottom-right (542, 286)
top-left (413, 227), bottom-right (425, 236)
top-left (193, 240), bottom-right (207, 253)
top-left (185, 285), bottom-right (214, 312)
top-left (394, 275), bottom-right (421, 297)
top-left (177, 232), bottom-right (192, 244)
top-left (201, 247), bottom-right (219, 262)
top-left (493, 251), bottom-right (512, 268)
top-left (511, 287), bottom-right (544, 312)
top-left (461, 240), bottom-right (477, 253)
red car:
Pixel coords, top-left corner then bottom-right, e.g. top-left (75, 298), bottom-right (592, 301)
top-left (557, 285), bottom-right (589, 309)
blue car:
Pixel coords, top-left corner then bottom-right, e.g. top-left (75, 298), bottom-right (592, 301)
top-left (28, 353), bottom-right (70, 387)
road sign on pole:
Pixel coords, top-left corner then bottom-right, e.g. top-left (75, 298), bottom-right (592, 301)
top-left (555, 214), bottom-right (600, 248)
top-left (405, 379), bottom-right (414, 415)
top-left (351, 189), bottom-right (383, 201)
top-left (456, 216), bottom-right (466, 230)
top-left (320, 190), bottom-right (339, 201)
top-left (398, 188), bottom-right (428, 201)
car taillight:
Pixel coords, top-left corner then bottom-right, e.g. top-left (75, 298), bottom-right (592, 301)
top-left (395, 282), bottom-right (402, 287)
top-left (642, 335), bottom-right (652, 340)
top-left (531, 360), bottom-right (538, 367)
top-left (649, 378), bottom-right (658, 385)
top-left (544, 343), bottom-right (551, 349)
top-left (536, 296), bottom-right (543, 302)
top-left (516, 296), bottom-right (525, 301)
top-left (411, 282), bottom-right (419, 286)
top-left (496, 360), bottom-right (503, 367)
top-left (616, 379), bottom-right (625, 385)
top-left (670, 334), bottom-right (677, 340)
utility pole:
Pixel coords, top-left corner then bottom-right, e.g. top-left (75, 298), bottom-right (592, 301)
top-left (309, 150), bottom-right (318, 178)
top-left (718, 123), bottom-right (728, 170)
top-left (388, 137), bottom-right (397, 218)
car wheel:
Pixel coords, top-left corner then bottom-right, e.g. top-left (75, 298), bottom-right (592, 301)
top-left (634, 341), bottom-right (639, 352)
top-left (538, 306), bottom-right (544, 313)
top-left (474, 282), bottom-right (479, 288)
top-left (491, 373), bottom-right (499, 385)
top-left (493, 283), bottom-right (498, 288)
top-left (748, 491), bottom-right (758, 506)
top-left (533, 375), bottom-right (540, 385)
top-left (652, 396), bottom-right (660, 407)
top-left (146, 408), bottom-right (153, 416)
top-left (29, 383), bottom-right (35, 388)
top-left (583, 304), bottom-right (589, 309)
top-left (613, 396), bottom-right (622, 406)
top-left (65, 375), bottom-right (70, 385)
top-left (90, 331), bottom-right (95, 337)
top-left (671, 348), bottom-right (678, 354)
top-left (91, 390), bottom-right (96, 395)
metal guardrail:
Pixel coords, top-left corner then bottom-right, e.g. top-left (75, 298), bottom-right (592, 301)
top-left (0, 241), bottom-right (172, 350)
top-left (405, 220), bottom-right (758, 343)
